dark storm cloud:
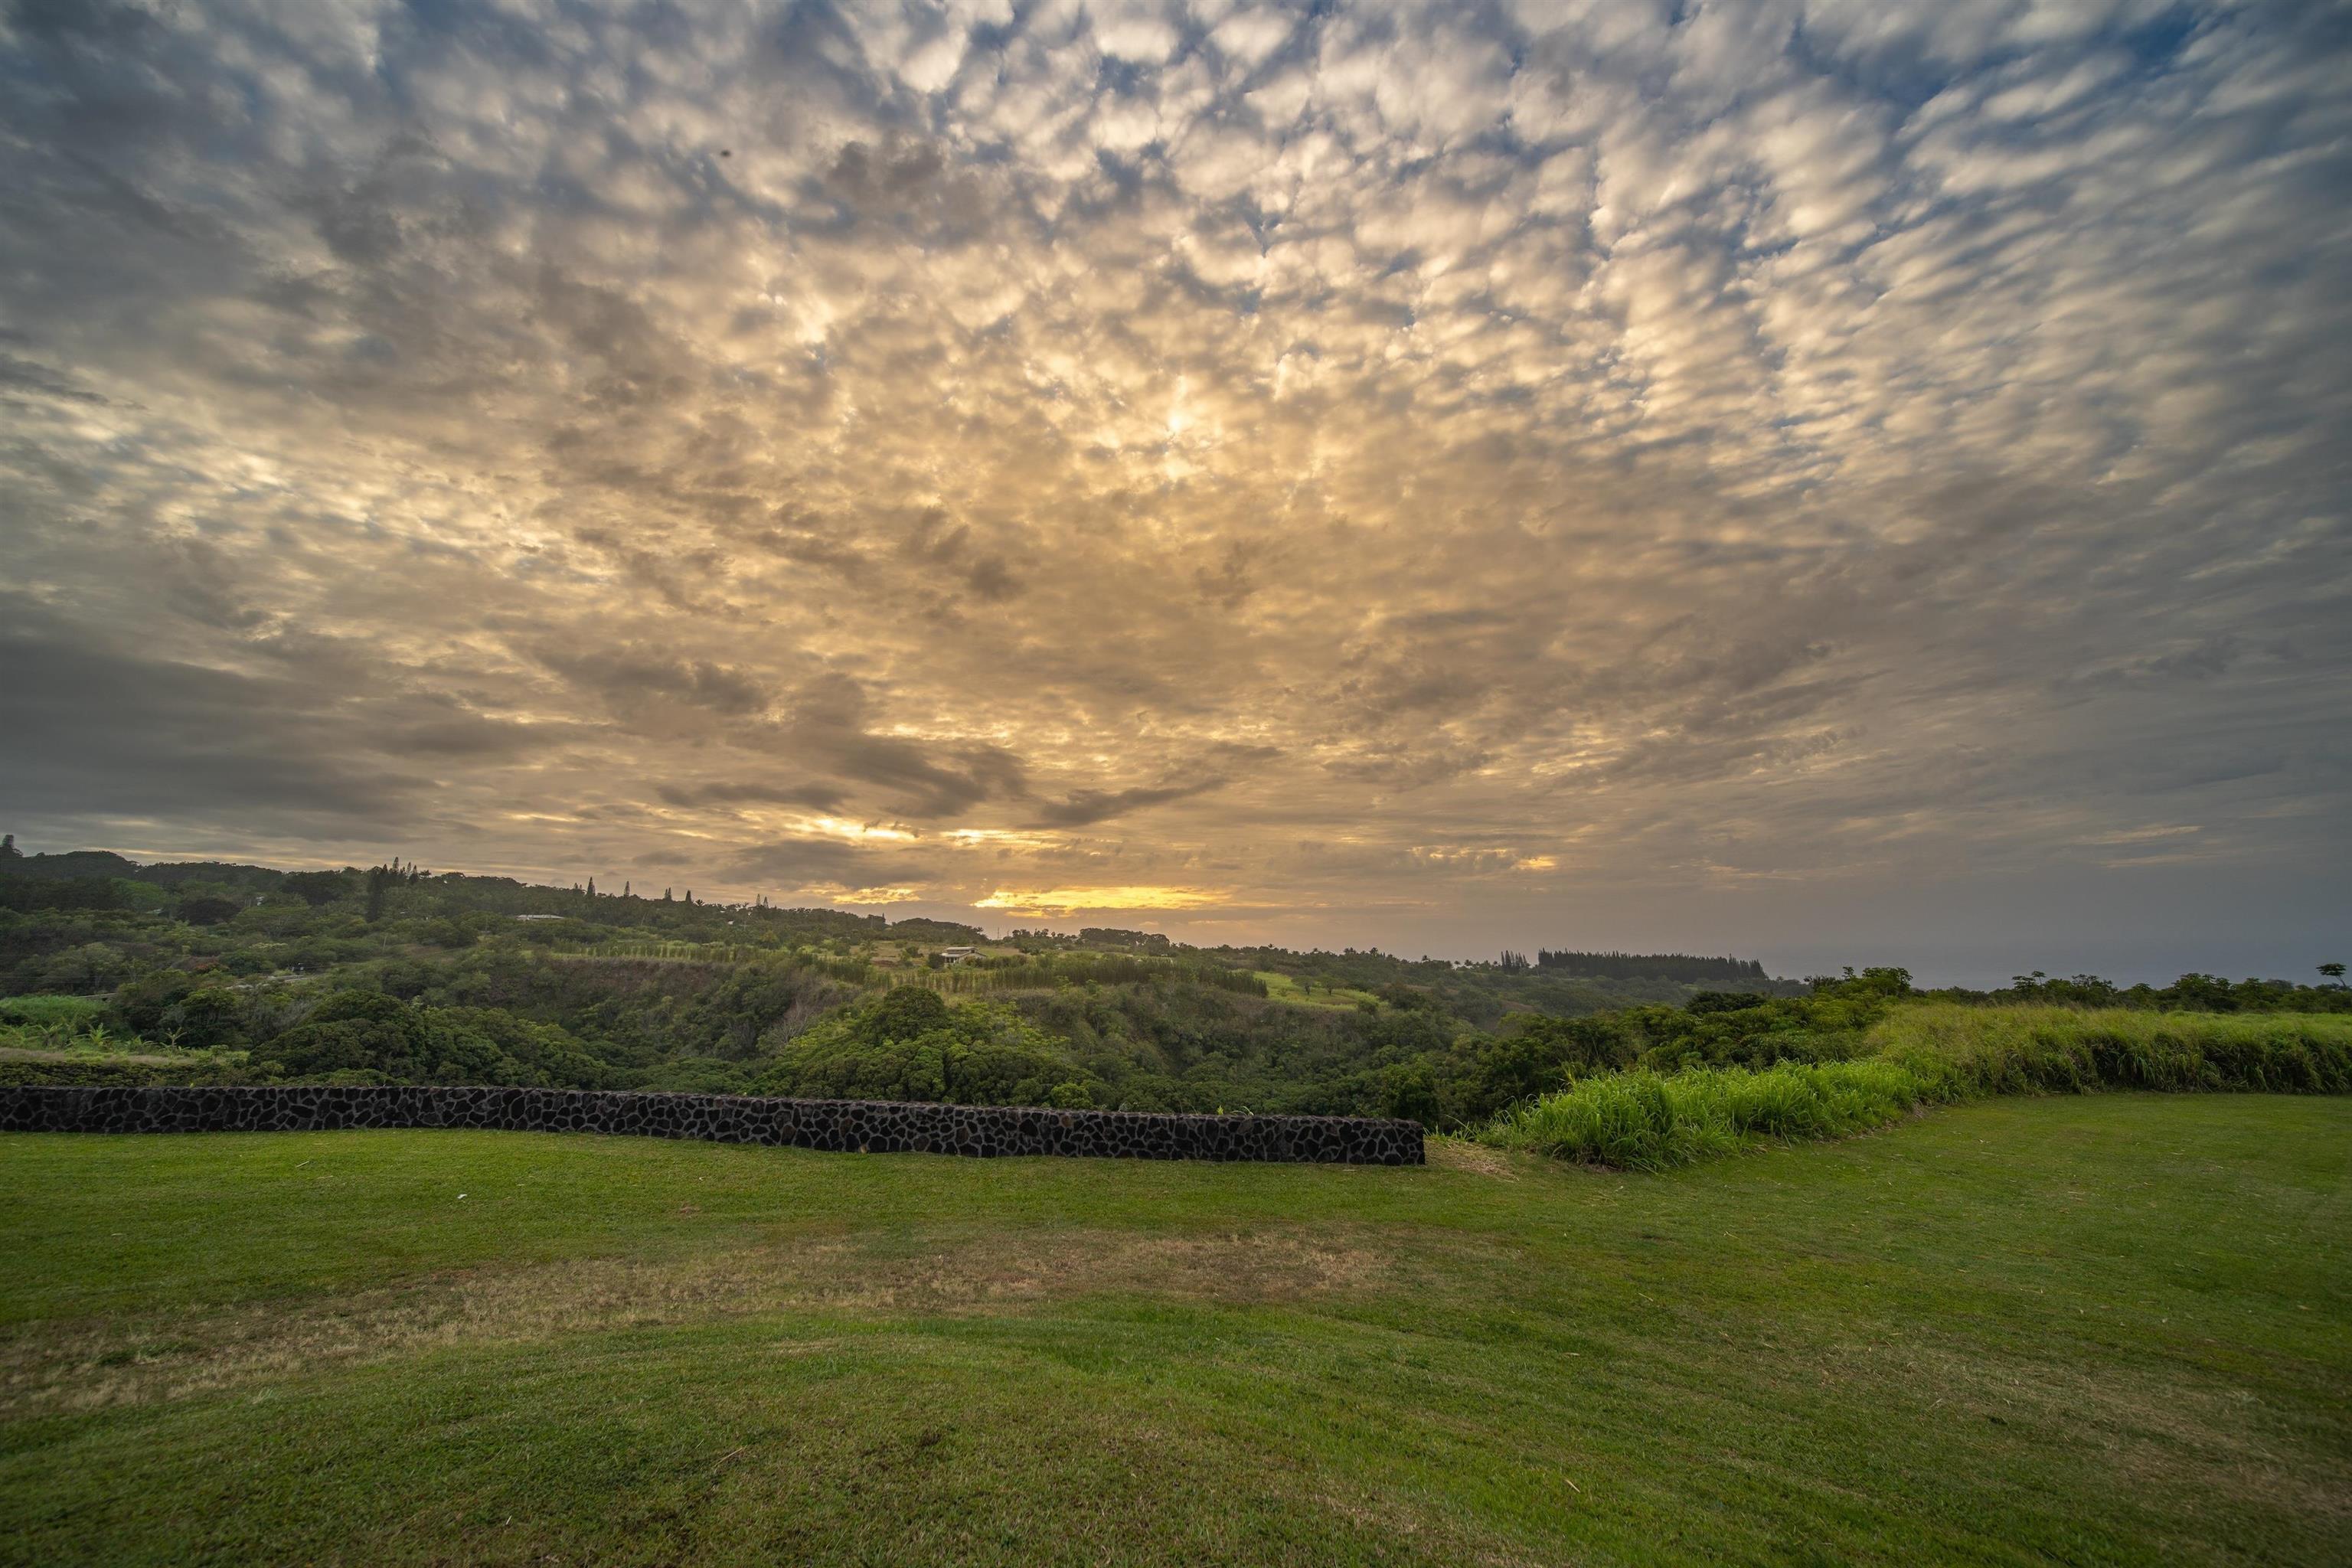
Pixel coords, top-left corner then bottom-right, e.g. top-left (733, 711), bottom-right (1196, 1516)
top-left (710, 836), bottom-right (942, 893)
top-left (656, 781), bottom-right (850, 812)
top-left (0, 612), bottom-right (420, 826)
top-left (387, 708), bottom-right (579, 760)
top-left (0, 348), bottom-right (105, 406)
top-left (903, 510), bottom-right (1026, 603)
top-left (716, 672), bottom-right (1036, 822)
top-left (537, 645), bottom-right (772, 718)
top-left (1027, 776), bottom-right (1228, 828)
top-left (822, 733), bottom-right (1029, 819)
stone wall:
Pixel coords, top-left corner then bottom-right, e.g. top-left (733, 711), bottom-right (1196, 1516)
top-left (0, 1085), bottom-right (1424, 1165)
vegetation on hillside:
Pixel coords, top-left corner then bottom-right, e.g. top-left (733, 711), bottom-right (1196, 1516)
top-left (748, 987), bottom-right (1099, 1108)
top-left (1485, 1007), bottom-right (2352, 1170)
top-left (3, 838), bottom-right (2346, 1128)
top-left (1481, 978), bottom-right (2352, 1169)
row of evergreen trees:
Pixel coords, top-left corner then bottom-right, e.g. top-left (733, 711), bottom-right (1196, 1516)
top-left (1509, 950), bottom-right (1769, 982)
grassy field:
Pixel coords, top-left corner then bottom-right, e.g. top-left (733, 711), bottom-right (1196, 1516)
top-left (1254, 970), bottom-right (1382, 1010)
top-left (2, 1096), bottom-right (2347, 1566)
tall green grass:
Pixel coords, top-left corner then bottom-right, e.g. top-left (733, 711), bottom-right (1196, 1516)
top-left (1870, 1004), bottom-right (2352, 1097)
top-left (0, 995), bottom-right (133, 1057)
top-left (0, 996), bottom-right (109, 1031)
top-left (1484, 1005), bottom-right (2352, 1170)
top-left (1481, 1059), bottom-right (1930, 1171)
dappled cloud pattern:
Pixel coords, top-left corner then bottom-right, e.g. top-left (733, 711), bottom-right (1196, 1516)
top-left (2, 0), bottom-right (2347, 975)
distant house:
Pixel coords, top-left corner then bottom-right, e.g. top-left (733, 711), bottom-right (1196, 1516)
top-left (936, 946), bottom-right (978, 965)
top-left (514, 914), bottom-right (564, 922)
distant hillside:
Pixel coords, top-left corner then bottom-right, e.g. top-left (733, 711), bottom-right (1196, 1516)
top-left (0, 848), bottom-right (145, 880)
top-left (7, 836), bottom-right (2343, 1124)
top-left (1, 835), bottom-right (1809, 1119)
top-left (0, 839), bottom-right (1777, 992)
top-left (0, 840), bottom-right (984, 948)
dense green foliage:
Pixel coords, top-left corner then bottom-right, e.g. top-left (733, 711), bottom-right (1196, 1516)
top-left (0, 995), bottom-right (108, 1032)
top-left (750, 987), bottom-right (1098, 1107)
top-left (4, 840), bottom-right (2347, 1122)
top-left (0, 1056), bottom-right (252, 1088)
top-left (2, 1097), bottom-right (2347, 1564)
top-left (1486, 1004), bottom-right (2352, 1168)
top-left (1484, 1060), bottom-right (1929, 1170)
top-left (910, 951), bottom-right (1269, 997)
top-left (250, 989), bottom-right (617, 1088)
top-left (0, 841), bottom-right (1775, 1112)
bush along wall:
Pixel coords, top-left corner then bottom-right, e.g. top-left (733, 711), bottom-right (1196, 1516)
top-left (0, 1084), bottom-right (1425, 1165)
top-left (1481, 1005), bottom-right (2352, 1171)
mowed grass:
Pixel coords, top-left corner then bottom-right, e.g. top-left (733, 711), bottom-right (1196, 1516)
top-left (2, 1096), bottom-right (2348, 1566)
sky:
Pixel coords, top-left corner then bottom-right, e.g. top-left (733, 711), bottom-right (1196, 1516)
top-left (2, 0), bottom-right (2347, 986)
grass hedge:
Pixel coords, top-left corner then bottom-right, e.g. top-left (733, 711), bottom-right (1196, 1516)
top-left (1482, 1005), bottom-right (2352, 1169)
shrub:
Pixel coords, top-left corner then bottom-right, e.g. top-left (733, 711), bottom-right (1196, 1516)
top-left (1866, 1005), bottom-right (2352, 1099)
top-left (283, 870), bottom-right (354, 906)
top-left (750, 986), bottom-right (1102, 1106)
top-left (0, 995), bottom-right (109, 1031)
top-left (1485, 1060), bottom-right (1929, 1171)
top-left (248, 988), bottom-right (609, 1087)
top-left (0, 1057), bottom-right (255, 1087)
top-left (165, 987), bottom-right (247, 1050)
top-left (1483, 1006), bottom-right (2352, 1170)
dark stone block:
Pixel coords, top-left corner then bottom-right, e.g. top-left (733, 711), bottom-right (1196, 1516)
top-left (0, 1086), bottom-right (1424, 1165)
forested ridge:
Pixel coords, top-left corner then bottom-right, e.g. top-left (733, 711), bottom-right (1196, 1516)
top-left (3, 838), bottom-right (2344, 1125)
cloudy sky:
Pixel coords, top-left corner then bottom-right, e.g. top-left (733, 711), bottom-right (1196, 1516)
top-left (3, 0), bottom-right (2347, 982)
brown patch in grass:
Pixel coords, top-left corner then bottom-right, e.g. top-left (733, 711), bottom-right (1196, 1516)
top-left (1426, 1137), bottom-right (1523, 1181)
top-left (0, 1227), bottom-right (1394, 1418)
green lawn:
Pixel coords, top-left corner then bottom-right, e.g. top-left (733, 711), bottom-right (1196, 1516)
top-left (2, 1096), bottom-right (2347, 1566)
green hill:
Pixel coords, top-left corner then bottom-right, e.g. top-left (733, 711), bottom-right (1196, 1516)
top-left (0, 841), bottom-right (1802, 1114)
top-left (2, 1093), bottom-right (2347, 1565)
top-left (4, 841), bottom-right (2345, 1126)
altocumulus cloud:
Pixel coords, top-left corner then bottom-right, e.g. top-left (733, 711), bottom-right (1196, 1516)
top-left (0, 0), bottom-right (2347, 979)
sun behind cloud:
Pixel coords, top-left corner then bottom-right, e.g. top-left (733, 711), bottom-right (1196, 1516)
top-left (975, 887), bottom-right (1233, 916)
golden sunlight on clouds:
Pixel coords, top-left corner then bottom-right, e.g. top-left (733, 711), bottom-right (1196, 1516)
top-left (792, 884), bottom-right (926, 906)
top-left (976, 887), bottom-right (1233, 916)
top-left (795, 818), bottom-right (921, 844)
top-left (1, 0), bottom-right (2346, 973)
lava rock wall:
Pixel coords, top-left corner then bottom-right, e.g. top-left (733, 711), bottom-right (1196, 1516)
top-left (0, 1085), bottom-right (1424, 1165)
